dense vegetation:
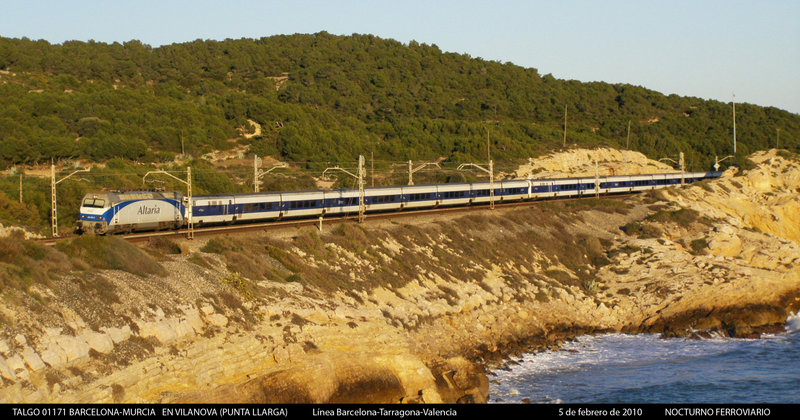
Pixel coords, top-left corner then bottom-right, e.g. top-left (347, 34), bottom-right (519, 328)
top-left (1, 32), bottom-right (798, 233)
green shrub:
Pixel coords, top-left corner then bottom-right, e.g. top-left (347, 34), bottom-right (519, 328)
top-left (146, 236), bottom-right (182, 255)
top-left (648, 208), bottom-right (700, 227)
top-left (620, 221), bottom-right (661, 238)
top-left (200, 238), bottom-right (228, 254)
top-left (220, 272), bottom-right (254, 301)
top-left (689, 238), bottom-right (709, 255)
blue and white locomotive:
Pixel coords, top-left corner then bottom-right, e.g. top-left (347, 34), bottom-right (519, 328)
top-left (76, 170), bottom-right (719, 234)
top-left (76, 191), bottom-right (185, 234)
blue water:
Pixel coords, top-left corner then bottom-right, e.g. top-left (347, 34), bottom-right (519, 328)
top-left (489, 316), bottom-right (800, 404)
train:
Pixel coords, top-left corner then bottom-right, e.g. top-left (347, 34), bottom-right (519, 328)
top-left (75, 170), bottom-right (720, 235)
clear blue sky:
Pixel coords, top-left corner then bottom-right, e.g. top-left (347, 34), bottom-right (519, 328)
top-left (2, 0), bottom-right (798, 114)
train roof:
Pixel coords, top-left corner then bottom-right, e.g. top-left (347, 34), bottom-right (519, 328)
top-left (83, 190), bottom-right (182, 201)
top-left (100, 171), bottom-right (722, 202)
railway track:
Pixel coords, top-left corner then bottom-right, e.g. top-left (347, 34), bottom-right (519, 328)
top-left (36, 192), bottom-right (640, 245)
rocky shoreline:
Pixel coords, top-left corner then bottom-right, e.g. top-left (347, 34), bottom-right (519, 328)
top-left (1, 150), bottom-right (798, 404)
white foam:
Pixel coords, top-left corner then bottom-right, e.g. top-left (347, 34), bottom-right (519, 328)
top-left (785, 312), bottom-right (800, 332)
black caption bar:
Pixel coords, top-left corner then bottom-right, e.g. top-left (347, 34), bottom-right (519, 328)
top-left (2, 404), bottom-right (796, 419)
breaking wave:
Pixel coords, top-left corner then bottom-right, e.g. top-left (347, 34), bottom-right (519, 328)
top-left (490, 331), bottom-right (800, 404)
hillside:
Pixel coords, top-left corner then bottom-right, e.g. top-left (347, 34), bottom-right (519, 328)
top-left (0, 150), bottom-right (798, 403)
top-left (2, 33), bottom-right (799, 171)
top-left (3, 33), bottom-right (800, 236)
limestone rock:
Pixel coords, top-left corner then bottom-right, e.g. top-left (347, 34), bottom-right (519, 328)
top-left (181, 307), bottom-right (205, 334)
top-left (516, 148), bottom-right (675, 179)
top-left (100, 326), bottom-right (132, 344)
top-left (0, 358), bottom-right (17, 381)
top-left (272, 345), bottom-right (290, 364)
top-left (708, 229), bottom-right (742, 258)
top-left (55, 335), bottom-right (90, 363)
top-left (39, 348), bottom-right (67, 369)
top-left (59, 308), bottom-right (87, 332)
top-left (5, 355), bottom-right (29, 381)
top-left (207, 313), bottom-right (228, 328)
top-left (21, 347), bottom-right (45, 372)
top-left (81, 331), bottom-right (114, 354)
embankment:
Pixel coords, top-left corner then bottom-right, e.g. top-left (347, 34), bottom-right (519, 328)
top-left (1, 150), bottom-right (798, 403)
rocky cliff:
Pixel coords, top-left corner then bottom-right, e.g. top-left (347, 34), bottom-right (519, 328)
top-left (511, 147), bottom-right (677, 179)
top-left (1, 149), bottom-right (798, 403)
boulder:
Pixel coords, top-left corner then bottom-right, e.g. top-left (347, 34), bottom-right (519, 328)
top-left (0, 358), bottom-right (17, 381)
top-left (55, 335), bottom-right (89, 363)
top-left (21, 347), bottom-right (45, 372)
top-left (81, 331), bottom-right (114, 354)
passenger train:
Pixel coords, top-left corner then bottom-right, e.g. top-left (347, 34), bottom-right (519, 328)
top-left (76, 170), bottom-right (720, 235)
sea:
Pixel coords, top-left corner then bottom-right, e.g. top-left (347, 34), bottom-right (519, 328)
top-left (489, 313), bottom-right (800, 404)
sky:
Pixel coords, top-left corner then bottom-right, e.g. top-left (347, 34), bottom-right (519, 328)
top-left (2, 0), bottom-right (799, 114)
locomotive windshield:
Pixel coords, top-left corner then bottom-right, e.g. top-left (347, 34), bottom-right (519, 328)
top-left (82, 198), bottom-right (106, 208)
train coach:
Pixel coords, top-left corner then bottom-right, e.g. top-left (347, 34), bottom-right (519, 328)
top-left (77, 170), bottom-right (719, 234)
